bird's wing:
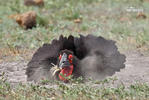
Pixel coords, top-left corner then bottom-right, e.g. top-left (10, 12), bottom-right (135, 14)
top-left (74, 35), bottom-right (126, 80)
top-left (26, 35), bottom-right (75, 81)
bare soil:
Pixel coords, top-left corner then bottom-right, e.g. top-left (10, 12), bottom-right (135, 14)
top-left (0, 51), bottom-right (149, 86)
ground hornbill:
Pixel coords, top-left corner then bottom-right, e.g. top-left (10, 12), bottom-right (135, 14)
top-left (26, 34), bottom-right (126, 82)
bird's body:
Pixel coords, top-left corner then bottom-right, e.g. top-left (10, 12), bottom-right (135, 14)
top-left (26, 35), bottom-right (126, 82)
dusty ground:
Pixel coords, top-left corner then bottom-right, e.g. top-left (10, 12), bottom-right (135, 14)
top-left (0, 51), bottom-right (149, 86)
top-left (113, 51), bottom-right (149, 86)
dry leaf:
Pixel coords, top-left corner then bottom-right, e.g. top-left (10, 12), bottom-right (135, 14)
top-left (24, 0), bottom-right (44, 6)
top-left (74, 18), bottom-right (82, 23)
top-left (119, 17), bottom-right (129, 22)
top-left (14, 11), bottom-right (37, 29)
top-left (136, 12), bottom-right (147, 19)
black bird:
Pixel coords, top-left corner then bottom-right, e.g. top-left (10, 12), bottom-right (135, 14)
top-left (26, 35), bottom-right (126, 82)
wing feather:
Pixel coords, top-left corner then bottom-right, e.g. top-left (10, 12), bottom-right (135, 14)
top-left (74, 35), bottom-right (126, 80)
top-left (26, 34), bottom-right (126, 81)
top-left (26, 35), bottom-right (75, 81)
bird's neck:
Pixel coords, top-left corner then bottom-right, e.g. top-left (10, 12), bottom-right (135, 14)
top-left (59, 65), bottom-right (74, 81)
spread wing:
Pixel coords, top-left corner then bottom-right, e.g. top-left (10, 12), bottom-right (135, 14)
top-left (26, 34), bottom-right (126, 82)
top-left (74, 35), bottom-right (126, 80)
top-left (26, 35), bottom-right (75, 82)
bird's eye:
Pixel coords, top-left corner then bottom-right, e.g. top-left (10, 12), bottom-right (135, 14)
top-left (68, 54), bottom-right (73, 59)
top-left (68, 54), bottom-right (73, 63)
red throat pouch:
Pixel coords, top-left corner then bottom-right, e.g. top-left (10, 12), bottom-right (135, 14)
top-left (59, 65), bottom-right (73, 81)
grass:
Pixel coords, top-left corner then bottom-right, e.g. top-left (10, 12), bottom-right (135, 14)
top-left (0, 75), bottom-right (149, 100)
top-left (0, 0), bottom-right (149, 52)
top-left (0, 0), bottom-right (149, 99)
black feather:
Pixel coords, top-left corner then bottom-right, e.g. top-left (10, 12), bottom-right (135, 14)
top-left (26, 34), bottom-right (126, 82)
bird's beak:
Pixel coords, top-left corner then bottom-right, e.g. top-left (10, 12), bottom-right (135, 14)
top-left (59, 53), bottom-right (71, 69)
top-left (51, 53), bottom-right (72, 76)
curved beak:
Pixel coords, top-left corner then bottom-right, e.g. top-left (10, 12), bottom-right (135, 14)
top-left (59, 53), bottom-right (71, 69)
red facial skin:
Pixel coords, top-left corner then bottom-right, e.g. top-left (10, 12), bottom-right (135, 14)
top-left (58, 54), bottom-right (74, 81)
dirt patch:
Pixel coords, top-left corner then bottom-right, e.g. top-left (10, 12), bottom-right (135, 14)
top-left (112, 51), bottom-right (149, 86)
top-left (0, 61), bottom-right (27, 83)
top-left (0, 51), bottom-right (149, 86)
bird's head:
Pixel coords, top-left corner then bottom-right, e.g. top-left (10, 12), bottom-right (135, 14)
top-left (52, 49), bottom-right (74, 81)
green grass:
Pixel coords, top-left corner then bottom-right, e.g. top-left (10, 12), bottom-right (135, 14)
top-left (0, 0), bottom-right (149, 99)
top-left (0, 0), bottom-right (149, 51)
top-left (0, 75), bottom-right (149, 100)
